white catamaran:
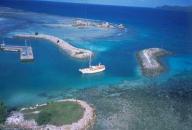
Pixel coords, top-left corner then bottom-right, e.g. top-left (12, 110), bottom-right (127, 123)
top-left (79, 54), bottom-right (105, 74)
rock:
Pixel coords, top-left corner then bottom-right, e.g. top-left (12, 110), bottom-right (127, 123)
top-left (137, 48), bottom-right (171, 77)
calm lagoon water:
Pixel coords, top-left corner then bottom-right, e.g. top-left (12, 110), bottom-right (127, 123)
top-left (0, 2), bottom-right (192, 129)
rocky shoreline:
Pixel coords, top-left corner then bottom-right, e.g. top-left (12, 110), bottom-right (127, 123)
top-left (137, 48), bottom-right (170, 77)
top-left (15, 33), bottom-right (93, 59)
top-left (72, 19), bottom-right (125, 30)
top-left (5, 99), bottom-right (96, 130)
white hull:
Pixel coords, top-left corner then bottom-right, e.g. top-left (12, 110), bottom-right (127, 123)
top-left (79, 65), bottom-right (105, 74)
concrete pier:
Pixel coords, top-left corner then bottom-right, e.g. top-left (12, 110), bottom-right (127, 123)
top-left (0, 43), bottom-right (34, 61)
top-left (15, 33), bottom-right (93, 59)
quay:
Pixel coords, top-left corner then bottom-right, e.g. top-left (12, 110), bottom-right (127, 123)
top-left (15, 33), bottom-right (93, 59)
top-left (0, 43), bottom-right (34, 61)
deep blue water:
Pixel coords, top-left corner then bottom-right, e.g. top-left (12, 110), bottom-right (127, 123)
top-left (0, 1), bottom-right (192, 109)
top-left (0, 1), bottom-right (192, 130)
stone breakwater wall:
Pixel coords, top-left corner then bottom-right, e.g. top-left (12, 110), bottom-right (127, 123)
top-left (137, 48), bottom-right (170, 77)
top-left (15, 34), bottom-right (93, 59)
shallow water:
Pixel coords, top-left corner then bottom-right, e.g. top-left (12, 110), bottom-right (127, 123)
top-left (0, 2), bottom-right (192, 130)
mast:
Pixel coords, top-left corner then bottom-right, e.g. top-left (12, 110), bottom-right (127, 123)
top-left (89, 53), bottom-right (92, 67)
top-left (24, 40), bottom-right (28, 55)
top-left (25, 40), bottom-right (27, 46)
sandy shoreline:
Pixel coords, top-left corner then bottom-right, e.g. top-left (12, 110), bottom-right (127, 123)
top-left (15, 33), bottom-right (93, 59)
top-left (6, 99), bottom-right (96, 130)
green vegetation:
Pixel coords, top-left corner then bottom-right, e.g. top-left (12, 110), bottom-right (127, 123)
top-left (0, 101), bottom-right (7, 124)
top-left (22, 101), bottom-right (84, 126)
top-left (36, 111), bottom-right (52, 125)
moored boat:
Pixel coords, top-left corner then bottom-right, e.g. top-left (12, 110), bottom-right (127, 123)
top-left (79, 53), bottom-right (105, 74)
top-left (79, 63), bottom-right (105, 74)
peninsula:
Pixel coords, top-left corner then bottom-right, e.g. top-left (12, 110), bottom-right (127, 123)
top-left (156, 5), bottom-right (192, 12)
top-left (15, 33), bottom-right (93, 59)
top-left (137, 48), bottom-right (170, 77)
top-left (5, 99), bottom-right (96, 130)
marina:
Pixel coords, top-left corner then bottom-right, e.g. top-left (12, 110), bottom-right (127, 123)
top-left (0, 42), bottom-right (34, 61)
top-left (15, 33), bottom-right (93, 59)
top-left (0, 1), bottom-right (192, 130)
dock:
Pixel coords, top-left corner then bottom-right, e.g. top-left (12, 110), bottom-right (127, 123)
top-left (0, 43), bottom-right (34, 61)
top-left (15, 33), bottom-right (93, 59)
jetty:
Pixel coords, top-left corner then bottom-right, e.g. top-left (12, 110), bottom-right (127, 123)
top-left (15, 33), bottom-right (93, 59)
top-left (137, 48), bottom-right (170, 77)
top-left (0, 42), bottom-right (34, 61)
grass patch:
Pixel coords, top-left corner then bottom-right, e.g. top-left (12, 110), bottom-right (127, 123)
top-left (22, 101), bottom-right (84, 126)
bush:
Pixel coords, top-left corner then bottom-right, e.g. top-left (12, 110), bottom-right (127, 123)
top-left (0, 101), bottom-right (7, 124)
top-left (36, 111), bottom-right (52, 125)
top-left (35, 32), bottom-right (39, 35)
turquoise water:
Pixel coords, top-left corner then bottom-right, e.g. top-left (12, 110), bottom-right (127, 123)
top-left (0, 2), bottom-right (192, 130)
top-left (0, 6), bottom-right (192, 107)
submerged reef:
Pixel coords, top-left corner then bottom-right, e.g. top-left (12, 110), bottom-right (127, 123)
top-left (72, 72), bottom-right (192, 130)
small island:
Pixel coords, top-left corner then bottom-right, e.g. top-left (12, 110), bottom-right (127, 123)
top-left (15, 33), bottom-right (93, 59)
top-left (5, 99), bottom-right (96, 130)
top-left (137, 48), bottom-right (170, 77)
top-left (43, 19), bottom-right (126, 31)
top-left (72, 19), bottom-right (126, 30)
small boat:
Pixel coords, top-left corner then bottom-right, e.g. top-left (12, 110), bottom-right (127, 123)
top-left (79, 53), bottom-right (105, 74)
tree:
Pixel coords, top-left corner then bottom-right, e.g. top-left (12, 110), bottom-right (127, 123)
top-left (0, 101), bottom-right (7, 124)
top-left (35, 32), bottom-right (39, 35)
top-left (36, 111), bottom-right (52, 125)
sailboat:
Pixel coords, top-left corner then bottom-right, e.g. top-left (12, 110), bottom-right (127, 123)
top-left (79, 53), bottom-right (105, 74)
